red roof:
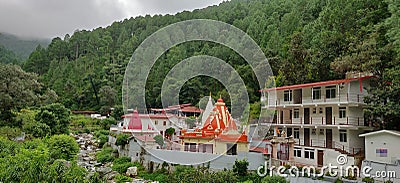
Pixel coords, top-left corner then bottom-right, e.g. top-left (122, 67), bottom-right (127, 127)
top-left (261, 76), bottom-right (373, 92)
top-left (180, 106), bottom-right (202, 113)
top-left (135, 135), bottom-right (155, 142)
top-left (249, 146), bottom-right (269, 154)
top-left (215, 133), bottom-right (248, 143)
top-left (122, 113), bottom-right (175, 119)
top-left (150, 103), bottom-right (201, 113)
top-left (179, 98), bottom-right (248, 143)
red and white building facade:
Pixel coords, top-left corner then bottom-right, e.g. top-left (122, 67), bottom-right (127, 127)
top-left (261, 74), bottom-right (375, 167)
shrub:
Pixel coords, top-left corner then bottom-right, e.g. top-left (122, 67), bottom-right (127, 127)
top-left (233, 159), bottom-right (249, 176)
top-left (362, 177), bottom-right (374, 183)
top-left (115, 134), bottom-right (130, 146)
top-left (96, 147), bottom-right (114, 163)
top-left (261, 175), bottom-right (288, 183)
top-left (114, 174), bottom-right (132, 183)
top-left (112, 162), bottom-right (135, 174)
top-left (114, 156), bottom-right (131, 164)
top-left (46, 134), bottom-right (79, 161)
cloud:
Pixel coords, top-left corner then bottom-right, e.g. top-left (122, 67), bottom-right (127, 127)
top-left (0, 0), bottom-right (225, 39)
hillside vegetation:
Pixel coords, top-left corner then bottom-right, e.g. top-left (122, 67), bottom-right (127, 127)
top-left (21, 0), bottom-right (400, 129)
top-left (0, 32), bottom-right (50, 60)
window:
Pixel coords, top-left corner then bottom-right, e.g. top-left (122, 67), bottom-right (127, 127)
top-left (226, 144), bottom-right (237, 155)
top-left (287, 128), bottom-right (292, 137)
top-left (339, 130), bottom-right (347, 142)
top-left (339, 107), bottom-right (346, 118)
top-left (284, 90), bottom-right (292, 101)
top-left (155, 120), bottom-right (158, 125)
top-left (312, 129), bottom-right (316, 135)
top-left (319, 107), bottom-right (323, 114)
top-left (312, 87), bottom-right (321, 100)
top-left (304, 149), bottom-right (314, 159)
top-left (294, 148), bottom-right (302, 157)
top-left (312, 108), bottom-right (316, 114)
top-left (294, 109), bottom-right (300, 118)
top-left (319, 129), bottom-right (324, 135)
top-left (294, 128), bottom-right (300, 139)
top-left (326, 86), bottom-right (336, 99)
top-left (163, 121), bottom-right (167, 126)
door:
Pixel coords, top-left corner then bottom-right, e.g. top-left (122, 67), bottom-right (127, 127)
top-left (304, 128), bottom-right (310, 146)
top-left (304, 108), bottom-right (310, 124)
top-left (326, 129), bottom-right (332, 148)
top-left (317, 150), bottom-right (324, 167)
top-left (280, 111), bottom-right (283, 124)
top-left (326, 107), bottom-right (332, 125)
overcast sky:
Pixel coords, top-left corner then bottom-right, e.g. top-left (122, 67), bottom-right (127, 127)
top-left (0, 0), bottom-right (225, 39)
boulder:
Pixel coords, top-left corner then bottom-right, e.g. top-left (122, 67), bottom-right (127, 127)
top-left (105, 171), bottom-right (118, 180)
top-left (96, 167), bottom-right (112, 176)
top-left (126, 166), bottom-right (138, 177)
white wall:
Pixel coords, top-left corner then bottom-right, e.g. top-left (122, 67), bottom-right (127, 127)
top-left (365, 133), bottom-right (400, 164)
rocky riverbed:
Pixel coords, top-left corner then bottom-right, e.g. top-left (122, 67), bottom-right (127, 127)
top-left (72, 133), bottom-right (118, 181)
top-left (72, 133), bottom-right (157, 183)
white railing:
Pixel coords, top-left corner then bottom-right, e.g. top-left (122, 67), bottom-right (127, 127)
top-left (271, 116), bottom-right (366, 126)
top-left (267, 93), bottom-right (366, 107)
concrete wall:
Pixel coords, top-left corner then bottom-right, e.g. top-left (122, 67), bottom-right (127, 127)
top-left (365, 133), bottom-right (400, 164)
top-left (292, 146), bottom-right (356, 167)
top-left (181, 138), bottom-right (248, 155)
top-left (144, 149), bottom-right (265, 170)
top-left (361, 160), bottom-right (400, 183)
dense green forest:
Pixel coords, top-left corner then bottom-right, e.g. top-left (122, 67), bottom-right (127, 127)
top-left (0, 44), bottom-right (21, 64)
top-left (17, 0), bottom-right (400, 129)
top-left (0, 32), bottom-right (50, 59)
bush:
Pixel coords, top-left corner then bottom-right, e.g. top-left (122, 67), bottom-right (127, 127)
top-left (261, 175), bottom-right (288, 183)
top-left (114, 174), bottom-right (132, 183)
top-left (233, 159), bottom-right (249, 176)
top-left (112, 157), bottom-right (136, 174)
top-left (114, 157), bottom-right (131, 164)
top-left (93, 130), bottom-right (109, 147)
top-left (96, 147), bottom-right (114, 163)
top-left (100, 117), bottom-right (116, 130)
top-left (362, 177), bottom-right (374, 183)
top-left (112, 162), bottom-right (136, 174)
top-left (115, 134), bottom-right (130, 146)
top-left (46, 134), bottom-right (79, 161)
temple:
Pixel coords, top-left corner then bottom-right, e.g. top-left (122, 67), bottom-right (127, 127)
top-left (179, 97), bottom-right (248, 155)
top-left (119, 110), bottom-right (158, 137)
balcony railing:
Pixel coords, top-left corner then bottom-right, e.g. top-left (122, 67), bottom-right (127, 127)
top-left (267, 93), bottom-right (366, 107)
top-left (272, 116), bottom-right (368, 126)
top-left (295, 139), bottom-right (363, 156)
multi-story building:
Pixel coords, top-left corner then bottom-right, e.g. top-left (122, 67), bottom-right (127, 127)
top-left (260, 74), bottom-right (374, 167)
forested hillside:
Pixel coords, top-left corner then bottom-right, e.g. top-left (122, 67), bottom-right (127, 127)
top-left (22, 0), bottom-right (400, 128)
top-left (0, 45), bottom-right (21, 64)
top-left (0, 33), bottom-right (50, 59)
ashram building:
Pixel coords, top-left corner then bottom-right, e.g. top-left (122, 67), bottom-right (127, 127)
top-left (116, 110), bottom-right (159, 137)
top-left (260, 73), bottom-right (375, 167)
top-left (179, 97), bottom-right (248, 155)
top-left (111, 109), bottom-right (184, 141)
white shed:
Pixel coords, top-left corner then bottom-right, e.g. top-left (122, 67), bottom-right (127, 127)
top-left (359, 130), bottom-right (400, 164)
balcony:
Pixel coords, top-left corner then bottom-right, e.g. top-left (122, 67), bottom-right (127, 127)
top-left (266, 93), bottom-right (366, 108)
top-left (295, 139), bottom-right (363, 156)
top-left (270, 116), bottom-right (369, 127)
